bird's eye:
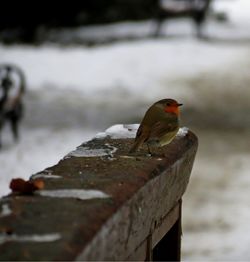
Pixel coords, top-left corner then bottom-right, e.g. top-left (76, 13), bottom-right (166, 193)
top-left (166, 103), bottom-right (170, 106)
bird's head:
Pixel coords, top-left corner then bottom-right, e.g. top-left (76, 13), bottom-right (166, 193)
top-left (156, 98), bottom-right (183, 116)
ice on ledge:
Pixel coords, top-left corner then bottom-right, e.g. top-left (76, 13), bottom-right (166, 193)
top-left (31, 169), bottom-right (61, 180)
top-left (0, 233), bottom-right (61, 245)
top-left (0, 204), bottom-right (12, 217)
top-left (67, 143), bottom-right (117, 158)
top-left (31, 173), bottom-right (62, 179)
top-left (95, 124), bottom-right (139, 139)
top-left (37, 189), bottom-right (110, 200)
top-left (68, 147), bottom-right (108, 157)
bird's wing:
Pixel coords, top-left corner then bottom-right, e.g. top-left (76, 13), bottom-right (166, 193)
top-left (129, 124), bottom-right (150, 153)
top-left (148, 121), bottom-right (178, 140)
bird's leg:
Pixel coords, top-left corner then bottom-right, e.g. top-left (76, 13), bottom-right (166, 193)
top-left (147, 144), bottom-right (152, 156)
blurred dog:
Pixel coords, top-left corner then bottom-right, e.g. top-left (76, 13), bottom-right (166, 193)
top-left (0, 64), bottom-right (26, 148)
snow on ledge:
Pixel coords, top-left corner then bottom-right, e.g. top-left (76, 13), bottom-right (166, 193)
top-left (0, 233), bottom-right (61, 245)
top-left (95, 124), bottom-right (188, 139)
top-left (31, 169), bottom-right (61, 180)
top-left (177, 127), bottom-right (189, 137)
top-left (66, 143), bottom-right (117, 158)
top-left (0, 204), bottom-right (12, 217)
top-left (37, 189), bottom-right (110, 200)
top-left (65, 125), bottom-right (189, 159)
top-left (95, 124), bottom-right (139, 139)
top-left (31, 173), bottom-right (62, 179)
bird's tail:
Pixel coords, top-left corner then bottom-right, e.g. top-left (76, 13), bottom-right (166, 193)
top-left (129, 144), bottom-right (138, 154)
top-left (129, 138), bottom-right (144, 153)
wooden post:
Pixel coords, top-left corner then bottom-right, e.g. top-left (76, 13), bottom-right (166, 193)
top-left (0, 126), bottom-right (198, 261)
top-left (153, 200), bottom-right (182, 261)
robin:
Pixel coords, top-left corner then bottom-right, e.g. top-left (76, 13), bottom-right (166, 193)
top-left (129, 98), bottom-right (182, 154)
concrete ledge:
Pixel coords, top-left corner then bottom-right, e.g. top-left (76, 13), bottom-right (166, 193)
top-left (0, 125), bottom-right (198, 261)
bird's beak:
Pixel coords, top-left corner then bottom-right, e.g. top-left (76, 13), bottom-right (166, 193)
top-left (178, 103), bottom-right (183, 107)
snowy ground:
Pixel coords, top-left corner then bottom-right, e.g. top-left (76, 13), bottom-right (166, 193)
top-left (1, 0), bottom-right (250, 260)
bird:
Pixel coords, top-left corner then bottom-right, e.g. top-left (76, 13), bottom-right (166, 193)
top-left (129, 98), bottom-right (182, 154)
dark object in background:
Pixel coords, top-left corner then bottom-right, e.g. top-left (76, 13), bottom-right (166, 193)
top-left (0, 0), bottom-right (211, 43)
top-left (154, 0), bottom-right (212, 38)
top-left (0, 64), bottom-right (26, 148)
top-left (0, 0), bottom-right (157, 43)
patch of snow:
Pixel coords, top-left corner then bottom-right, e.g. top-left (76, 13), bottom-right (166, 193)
top-left (0, 204), bottom-right (12, 217)
top-left (67, 147), bottom-right (107, 157)
top-left (104, 143), bottom-right (118, 158)
top-left (30, 173), bottom-right (62, 179)
top-left (96, 125), bottom-right (188, 140)
top-left (37, 189), bottom-right (110, 200)
top-left (66, 143), bottom-right (117, 158)
top-left (95, 124), bottom-right (139, 139)
top-left (213, 0), bottom-right (250, 24)
top-left (0, 233), bottom-right (61, 245)
top-left (177, 127), bottom-right (189, 137)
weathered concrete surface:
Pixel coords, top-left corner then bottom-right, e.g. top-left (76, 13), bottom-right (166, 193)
top-left (0, 129), bottom-right (198, 261)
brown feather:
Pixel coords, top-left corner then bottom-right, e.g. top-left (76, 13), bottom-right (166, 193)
top-left (129, 98), bottom-right (181, 153)
top-left (129, 125), bottom-right (150, 153)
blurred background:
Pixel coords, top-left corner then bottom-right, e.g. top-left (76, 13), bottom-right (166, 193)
top-left (0, 0), bottom-right (250, 260)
